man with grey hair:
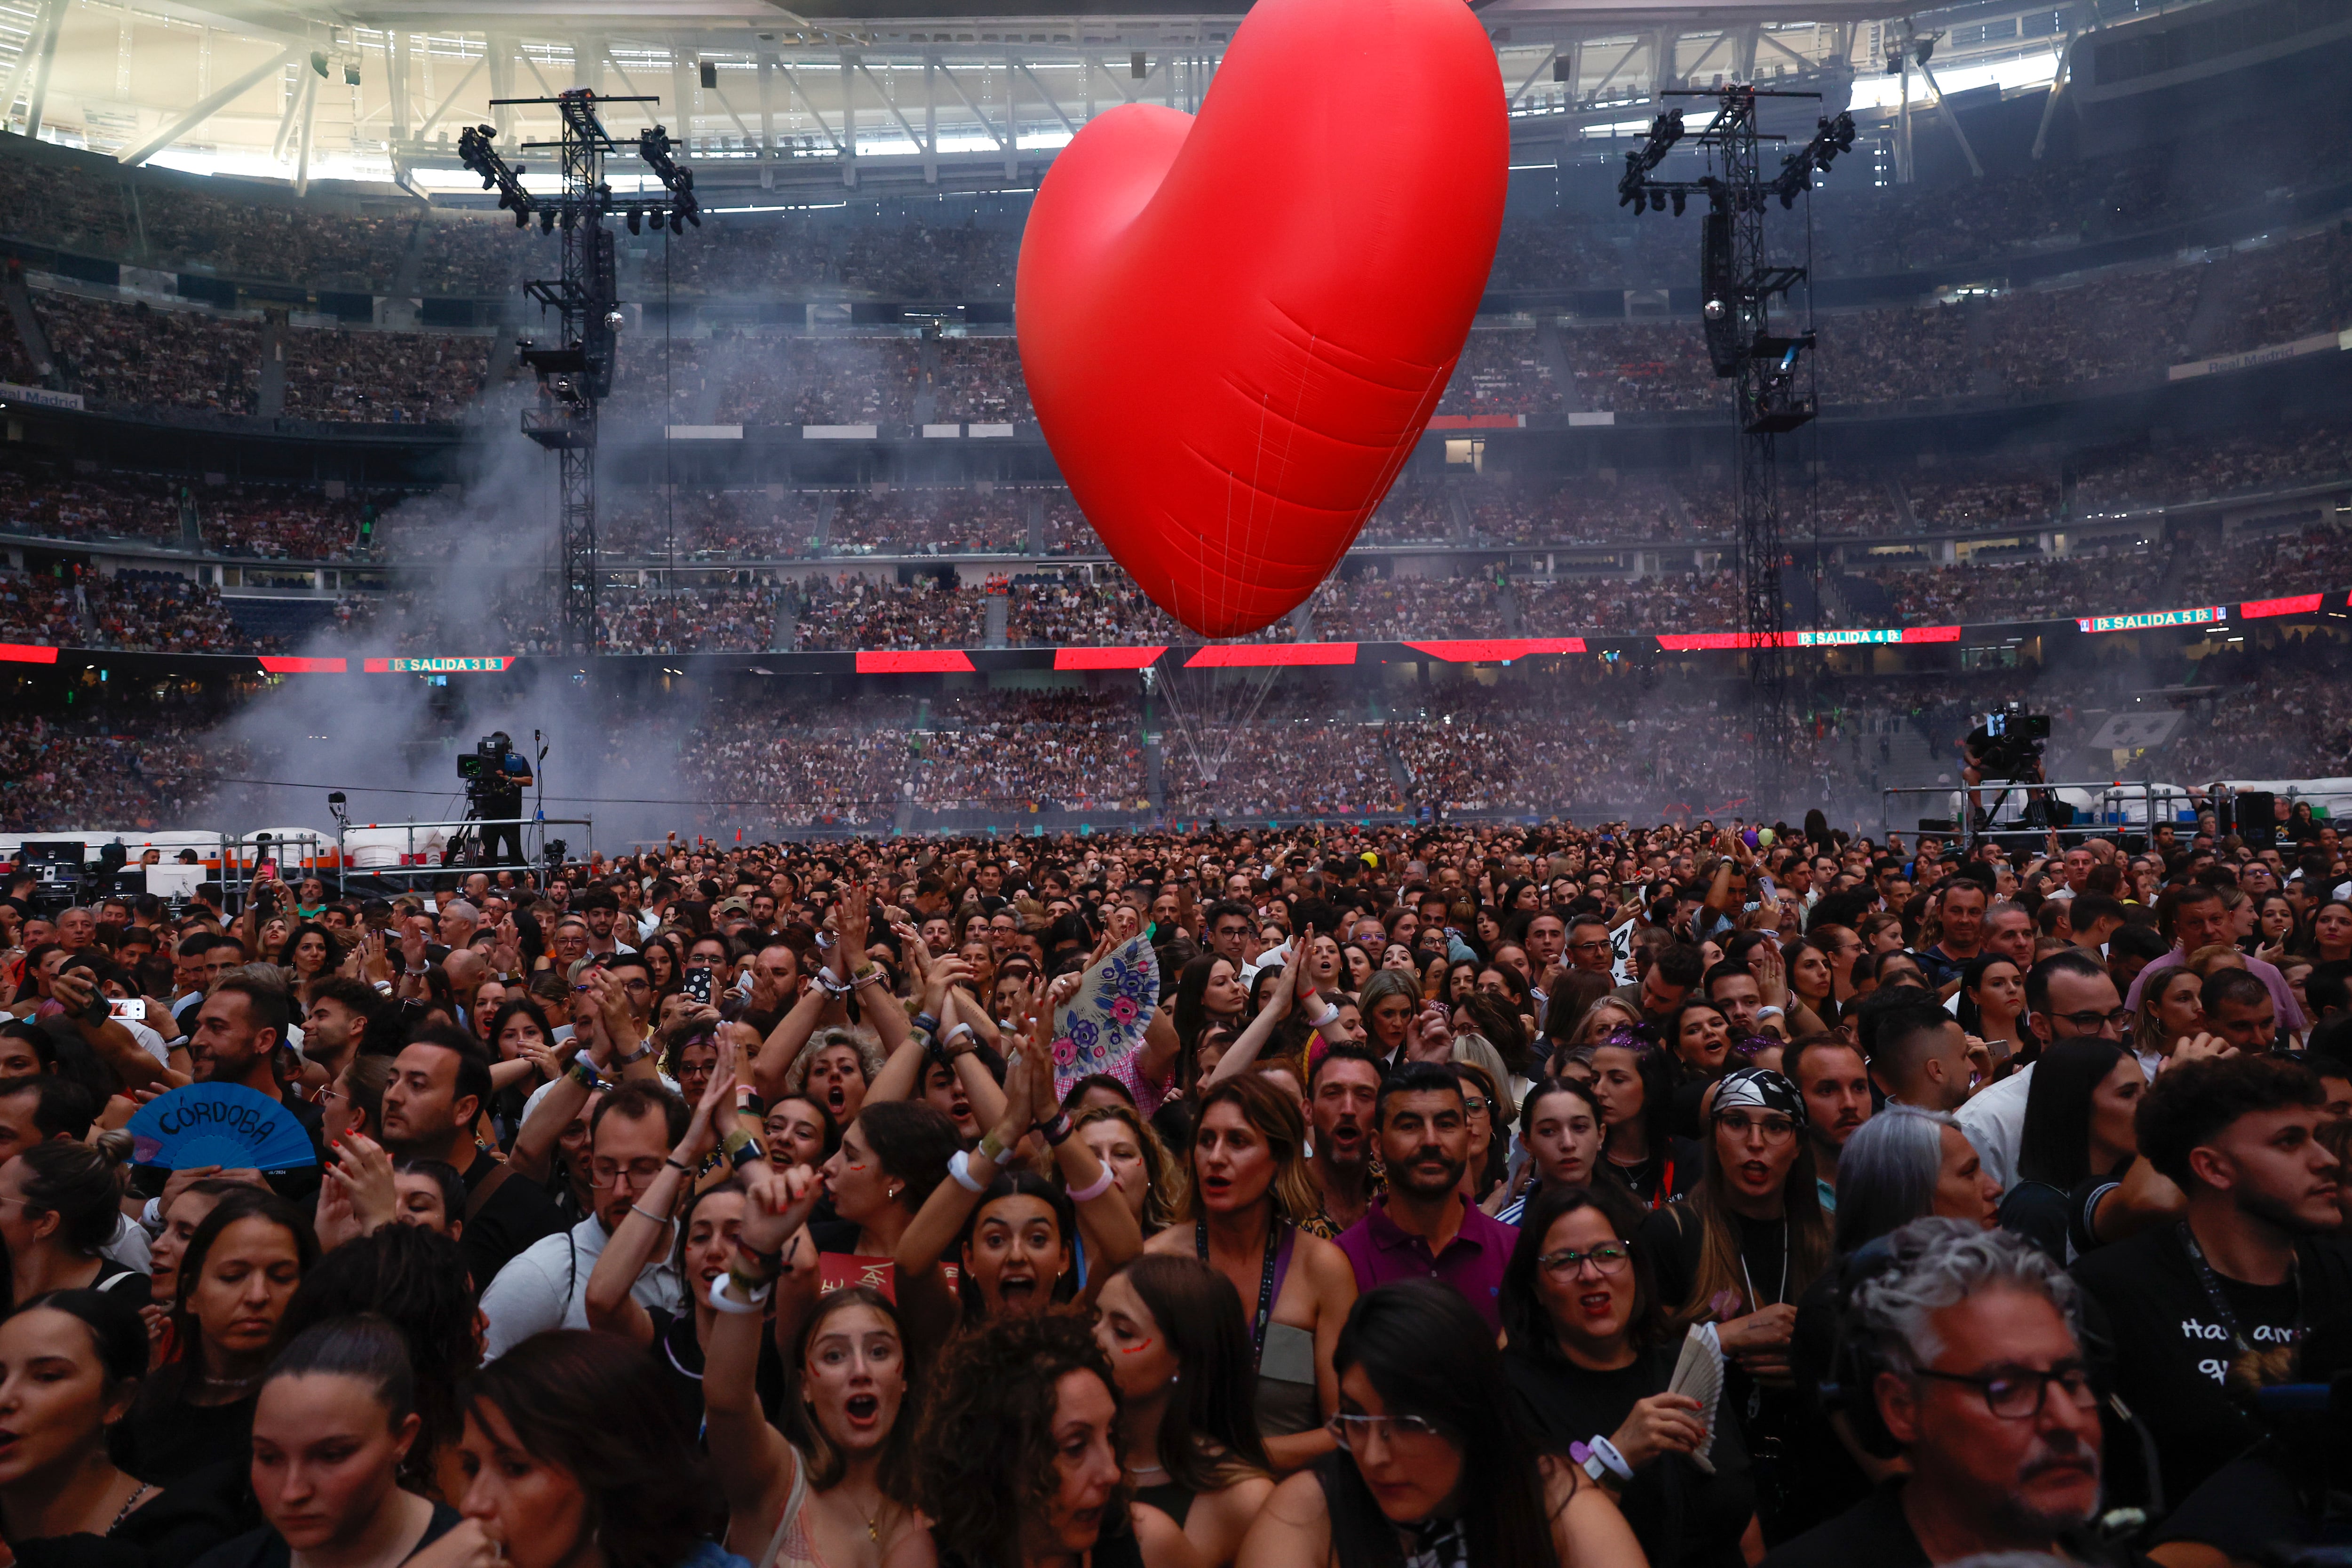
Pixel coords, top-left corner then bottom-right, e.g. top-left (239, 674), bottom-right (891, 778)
top-left (1764, 1218), bottom-right (2107, 1568)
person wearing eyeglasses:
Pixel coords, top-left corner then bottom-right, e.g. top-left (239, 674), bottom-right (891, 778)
top-left (1239, 1277), bottom-right (1645, 1568)
top-left (1761, 1218), bottom-right (2109, 1568)
top-left (1500, 1182), bottom-right (1758, 1568)
top-left (1956, 950), bottom-right (2132, 1194)
top-left (480, 1080), bottom-right (690, 1359)
top-left (1639, 1067), bottom-right (1831, 1545)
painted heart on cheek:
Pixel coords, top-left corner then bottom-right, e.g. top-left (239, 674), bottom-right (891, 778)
top-left (1015, 0), bottom-right (1509, 638)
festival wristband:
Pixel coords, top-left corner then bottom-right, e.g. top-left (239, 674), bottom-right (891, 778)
top-left (569, 1058), bottom-right (600, 1090)
top-left (1065, 1165), bottom-right (1117, 1204)
top-left (711, 1272), bottom-right (772, 1313)
top-left (975, 1132), bottom-right (1009, 1166)
top-left (1039, 1112), bottom-right (1074, 1147)
top-left (1588, 1435), bottom-right (1635, 1482)
top-left (947, 1149), bottom-right (990, 1194)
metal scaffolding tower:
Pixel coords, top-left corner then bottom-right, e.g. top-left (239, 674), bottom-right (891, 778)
top-left (1618, 87), bottom-right (1850, 812)
top-left (459, 90), bottom-right (699, 657)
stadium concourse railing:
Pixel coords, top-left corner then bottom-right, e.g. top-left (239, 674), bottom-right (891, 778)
top-left (0, 591), bottom-right (2337, 678)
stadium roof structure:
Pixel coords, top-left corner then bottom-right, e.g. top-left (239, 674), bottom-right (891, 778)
top-left (0, 0), bottom-right (2079, 198)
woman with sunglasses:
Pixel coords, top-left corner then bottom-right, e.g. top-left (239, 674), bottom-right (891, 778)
top-left (1237, 1278), bottom-right (1643, 1568)
top-left (1501, 1183), bottom-right (1757, 1568)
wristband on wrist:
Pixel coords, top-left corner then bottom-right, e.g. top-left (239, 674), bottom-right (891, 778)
top-left (944, 1022), bottom-right (976, 1051)
top-left (975, 1132), bottom-right (1009, 1167)
top-left (732, 1236), bottom-right (784, 1275)
top-left (711, 1272), bottom-right (772, 1313)
top-left (852, 966), bottom-right (884, 989)
top-left (1308, 1002), bottom-right (1342, 1029)
top-left (1040, 1112), bottom-right (1074, 1147)
top-left (946, 1149), bottom-right (988, 1194)
top-left (569, 1058), bottom-right (600, 1090)
top-left (912, 1011), bottom-right (941, 1037)
top-left (1065, 1165), bottom-right (1117, 1205)
top-left (615, 1040), bottom-right (653, 1066)
top-left (1588, 1435), bottom-right (1635, 1483)
top-left (723, 1132), bottom-right (765, 1170)
top-left (664, 1155), bottom-right (692, 1171)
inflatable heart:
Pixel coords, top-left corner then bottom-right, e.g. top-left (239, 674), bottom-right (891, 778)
top-left (1016, 0), bottom-right (1508, 638)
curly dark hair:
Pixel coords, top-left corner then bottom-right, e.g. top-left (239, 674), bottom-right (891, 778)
top-left (913, 1308), bottom-right (1130, 1567)
top-left (2137, 1052), bottom-right (2322, 1190)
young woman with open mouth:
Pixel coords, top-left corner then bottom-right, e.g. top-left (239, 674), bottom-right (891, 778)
top-left (1142, 1075), bottom-right (1358, 1475)
top-left (704, 1153), bottom-right (924, 1568)
top-left (893, 1029), bottom-right (1143, 1343)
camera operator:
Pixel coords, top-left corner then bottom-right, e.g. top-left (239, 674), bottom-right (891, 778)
top-left (1963, 704), bottom-right (2049, 829)
top-left (469, 731), bottom-right (535, 869)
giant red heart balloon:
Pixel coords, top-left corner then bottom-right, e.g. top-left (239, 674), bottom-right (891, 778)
top-left (1016, 0), bottom-right (1508, 639)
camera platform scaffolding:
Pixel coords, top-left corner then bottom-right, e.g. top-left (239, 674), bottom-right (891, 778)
top-left (457, 90), bottom-right (700, 657)
top-left (1879, 780), bottom-right (2185, 855)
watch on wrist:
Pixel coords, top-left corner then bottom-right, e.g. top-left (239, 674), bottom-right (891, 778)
top-left (615, 1040), bottom-right (654, 1066)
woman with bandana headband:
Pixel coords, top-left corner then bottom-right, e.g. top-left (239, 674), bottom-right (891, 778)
top-left (1637, 1067), bottom-right (1831, 1544)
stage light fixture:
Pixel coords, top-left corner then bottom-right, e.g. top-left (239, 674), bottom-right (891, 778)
top-left (1670, 190), bottom-right (1686, 216)
top-left (540, 208), bottom-right (556, 234)
top-left (1650, 188), bottom-right (1666, 212)
top-left (627, 208), bottom-right (642, 234)
top-left (669, 208), bottom-right (684, 235)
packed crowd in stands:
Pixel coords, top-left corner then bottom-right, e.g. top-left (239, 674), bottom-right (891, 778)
top-left (0, 708), bottom-right (250, 828)
top-left (82, 571), bottom-right (263, 653)
top-left (30, 291), bottom-right (261, 415)
top-left (282, 328), bottom-right (491, 424)
top-left (0, 569), bottom-right (85, 645)
top-left (596, 585), bottom-right (787, 654)
top-left (1867, 550), bottom-right (2170, 626)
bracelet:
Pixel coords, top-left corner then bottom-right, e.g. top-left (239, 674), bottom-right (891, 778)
top-left (944, 1022), bottom-right (976, 1051)
top-left (1040, 1112), bottom-right (1074, 1147)
top-left (1308, 1003), bottom-right (1342, 1029)
top-left (664, 1155), bottom-right (691, 1172)
top-left (1065, 1165), bottom-right (1117, 1204)
top-left (629, 1203), bottom-right (671, 1225)
top-left (947, 1149), bottom-right (989, 1194)
top-left (733, 1236), bottom-right (784, 1274)
top-left (912, 1011), bottom-right (941, 1036)
top-left (615, 1040), bottom-right (652, 1066)
top-left (1588, 1435), bottom-right (1635, 1483)
top-left (710, 1272), bottom-right (773, 1314)
top-left (569, 1058), bottom-right (600, 1090)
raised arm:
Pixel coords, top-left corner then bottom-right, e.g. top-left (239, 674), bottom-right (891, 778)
top-left (706, 1160), bottom-right (826, 1542)
top-left (48, 971), bottom-right (183, 1093)
top-left (586, 1048), bottom-right (731, 1342)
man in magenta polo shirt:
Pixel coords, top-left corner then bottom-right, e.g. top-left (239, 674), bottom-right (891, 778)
top-left (1334, 1062), bottom-right (1519, 1333)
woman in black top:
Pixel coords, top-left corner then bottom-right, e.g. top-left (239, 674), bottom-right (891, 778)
top-left (1094, 1256), bottom-right (1272, 1568)
top-left (1501, 1182), bottom-right (1756, 1568)
top-left (1588, 1034), bottom-right (1701, 1210)
top-left (191, 1317), bottom-right (461, 1568)
top-left (115, 1191), bottom-right (317, 1486)
top-left (1998, 1037), bottom-right (2147, 1262)
top-left (0, 1142), bottom-right (145, 1312)
top-left (1240, 1280), bottom-right (1643, 1568)
top-left (1637, 1068), bottom-right (1829, 1544)
top-left (0, 1289), bottom-right (242, 1567)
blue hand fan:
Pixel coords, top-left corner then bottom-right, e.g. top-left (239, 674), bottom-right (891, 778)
top-left (127, 1083), bottom-right (318, 1171)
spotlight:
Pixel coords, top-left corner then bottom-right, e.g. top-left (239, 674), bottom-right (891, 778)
top-left (627, 207), bottom-right (642, 234)
top-left (540, 208), bottom-right (556, 234)
top-left (669, 208), bottom-right (684, 234)
top-left (1669, 189), bottom-right (1686, 217)
top-left (513, 208), bottom-right (530, 229)
top-left (1649, 188), bottom-right (1666, 212)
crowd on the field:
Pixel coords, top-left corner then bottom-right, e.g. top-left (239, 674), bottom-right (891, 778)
top-left (0, 785), bottom-right (2346, 1568)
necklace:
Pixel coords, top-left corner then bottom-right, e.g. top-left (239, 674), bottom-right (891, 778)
top-left (106, 1480), bottom-right (151, 1535)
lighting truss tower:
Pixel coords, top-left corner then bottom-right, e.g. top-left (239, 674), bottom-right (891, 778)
top-left (458, 90), bottom-right (700, 657)
top-left (1620, 88), bottom-right (1852, 812)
